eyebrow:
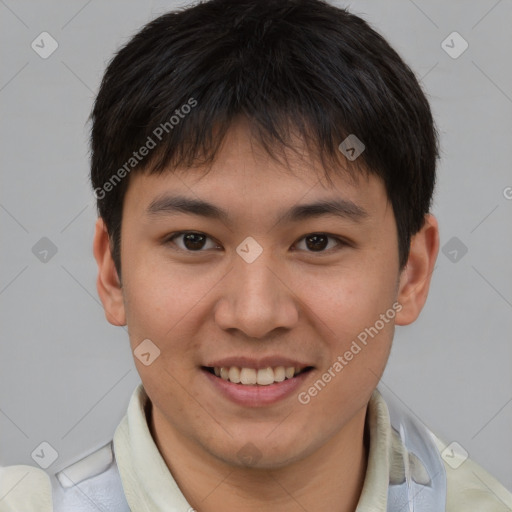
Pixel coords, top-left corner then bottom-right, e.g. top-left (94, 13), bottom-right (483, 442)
top-left (146, 194), bottom-right (368, 225)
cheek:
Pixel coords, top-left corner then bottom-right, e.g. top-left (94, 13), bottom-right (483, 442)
top-left (121, 255), bottom-right (217, 355)
top-left (299, 260), bottom-right (397, 334)
top-left (295, 258), bottom-right (397, 386)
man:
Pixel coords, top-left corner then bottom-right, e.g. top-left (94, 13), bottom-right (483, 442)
top-left (1, 0), bottom-right (511, 510)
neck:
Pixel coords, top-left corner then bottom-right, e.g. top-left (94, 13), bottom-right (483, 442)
top-left (148, 402), bottom-right (370, 512)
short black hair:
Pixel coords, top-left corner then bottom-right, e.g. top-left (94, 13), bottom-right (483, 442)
top-left (90, 0), bottom-right (439, 277)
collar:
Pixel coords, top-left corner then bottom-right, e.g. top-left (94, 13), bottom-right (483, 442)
top-left (113, 383), bottom-right (412, 511)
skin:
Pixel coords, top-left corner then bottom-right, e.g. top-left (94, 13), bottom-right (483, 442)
top-left (94, 118), bottom-right (439, 511)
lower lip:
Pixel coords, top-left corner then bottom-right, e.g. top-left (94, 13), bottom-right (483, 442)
top-left (202, 368), bottom-right (313, 407)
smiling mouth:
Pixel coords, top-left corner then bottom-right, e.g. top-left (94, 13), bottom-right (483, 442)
top-left (203, 365), bottom-right (314, 386)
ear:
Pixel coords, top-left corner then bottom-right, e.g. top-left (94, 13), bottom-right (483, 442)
top-left (395, 214), bottom-right (439, 326)
top-left (92, 217), bottom-right (126, 326)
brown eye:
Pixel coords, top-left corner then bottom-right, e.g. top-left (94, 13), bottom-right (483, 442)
top-left (305, 234), bottom-right (329, 251)
top-left (167, 232), bottom-right (218, 252)
top-left (295, 233), bottom-right (344, 253)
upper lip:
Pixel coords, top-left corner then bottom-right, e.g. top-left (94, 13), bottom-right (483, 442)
top-left (204, 356), bottom-right (313, 371)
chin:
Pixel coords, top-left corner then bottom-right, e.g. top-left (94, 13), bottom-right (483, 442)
top-left (209, 435), bottom-right (312, 471)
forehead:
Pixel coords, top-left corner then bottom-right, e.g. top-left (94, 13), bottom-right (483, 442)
top-left (123, 119), bottom-right (388, 221)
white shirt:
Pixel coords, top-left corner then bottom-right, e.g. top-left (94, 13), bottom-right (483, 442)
top-left (1, 383), bottom-right (511, 511)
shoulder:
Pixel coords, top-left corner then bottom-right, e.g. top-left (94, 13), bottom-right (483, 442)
top-left (0, 464), bottom-right (53, 512)
top-left (432, 436), bottom-right (512, 511)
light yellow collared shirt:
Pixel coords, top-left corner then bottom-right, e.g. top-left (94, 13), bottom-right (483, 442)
top-left (1, 384), bottom-right (511, 511)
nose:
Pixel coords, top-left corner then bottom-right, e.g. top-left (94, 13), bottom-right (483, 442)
top-left (214, 248), bottom-right (299, 340)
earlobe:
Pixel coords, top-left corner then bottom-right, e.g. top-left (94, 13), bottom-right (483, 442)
top-left (395, 214), bottom-right (439, 326)
top-left (92, 217), bottom-right (127, 326)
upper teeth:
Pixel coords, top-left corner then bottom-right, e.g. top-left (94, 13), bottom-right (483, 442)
top-left (213, 366), bottom-right (302, 385)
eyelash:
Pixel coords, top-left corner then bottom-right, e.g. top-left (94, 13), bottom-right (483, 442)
top-left (164, 231), bottom-right (349, 255)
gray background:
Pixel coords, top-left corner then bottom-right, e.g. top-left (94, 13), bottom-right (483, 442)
top-left (1, 0), bottom-right (511, 492)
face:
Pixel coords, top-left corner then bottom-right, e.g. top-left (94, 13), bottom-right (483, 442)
top-left (95, 119), bottom-right (436, 470)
